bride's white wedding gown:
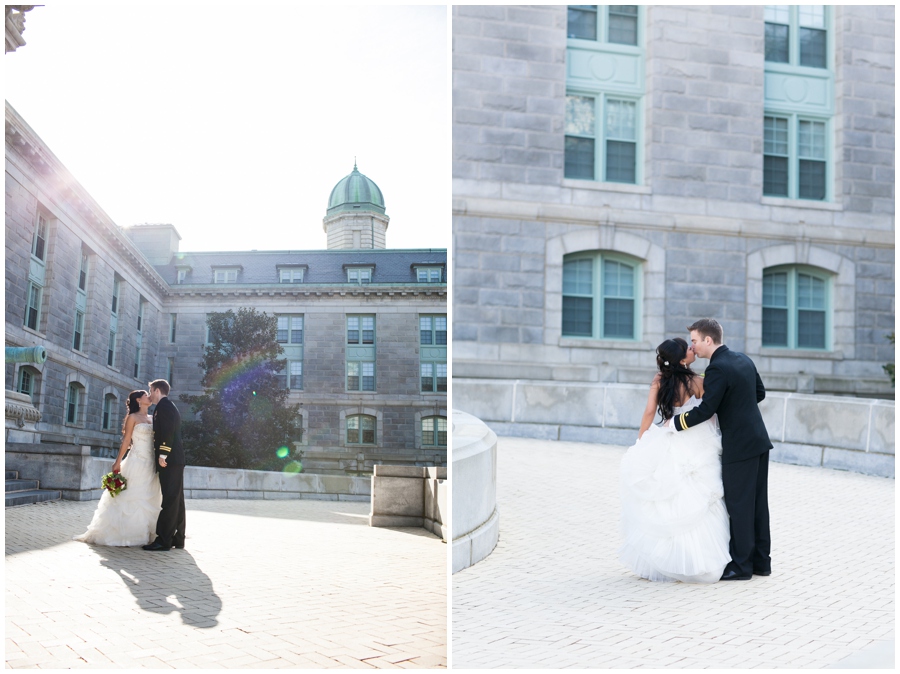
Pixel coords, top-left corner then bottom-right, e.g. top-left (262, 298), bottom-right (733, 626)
top-left (619, 396), bottom-right (731, 583)
top-left (75, 423), bottom-right (162, 546)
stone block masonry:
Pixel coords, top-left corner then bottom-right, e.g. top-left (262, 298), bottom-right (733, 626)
top-left (452, 6), bottom-right (893, 398)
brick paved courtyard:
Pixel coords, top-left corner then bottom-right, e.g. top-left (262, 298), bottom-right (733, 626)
top-left (6, 499), bottom-right (446, 669)
top-left (453, 438), bottom-right (894, 669)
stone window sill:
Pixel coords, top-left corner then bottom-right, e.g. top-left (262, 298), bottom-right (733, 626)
top-left (22, 326), bottom-right (46, 339)
top-left (761, 197), bottom-right (843, 212)
top-left (562, 179), bottom-right (651, 195)
top-left (559, 337), bottom-right (652, 350)
top-left (758, 348), bottom-right (844, 360)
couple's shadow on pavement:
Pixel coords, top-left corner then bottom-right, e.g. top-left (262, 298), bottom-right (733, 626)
top-left (92, 546), bottom-right (222, 628)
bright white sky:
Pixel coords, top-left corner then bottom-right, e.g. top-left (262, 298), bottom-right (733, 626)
top-left (6, 3), bottom-right (449, 252)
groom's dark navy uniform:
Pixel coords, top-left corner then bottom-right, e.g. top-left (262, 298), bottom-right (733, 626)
top-left (151, 396), bottom-right (186, 549)
top-left (672, 345), bottom-right (773, 578)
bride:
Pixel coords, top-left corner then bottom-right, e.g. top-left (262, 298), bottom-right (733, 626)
top-left (75, 390), bottom-right (162, 546)
top-left (618, 338), bottom-right (731, 583)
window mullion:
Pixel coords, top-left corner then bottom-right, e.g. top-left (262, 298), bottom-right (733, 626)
top-left (595, 256), bottom-right (604, 338)
top-left (790, 6), bottom-right (799, 66)
top-left (787, 268), bottom-right (798, 348)
top-left (596, 96), bottom-right (604, 183)
top-left (598, 6), bottom-right (606, 44)
top-left (788, 115), bottom-right (797, 199)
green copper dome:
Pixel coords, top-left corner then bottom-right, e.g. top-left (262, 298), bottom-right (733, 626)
top-left (326, 162), bottom-right (386, 216)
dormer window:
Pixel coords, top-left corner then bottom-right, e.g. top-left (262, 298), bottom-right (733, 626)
top-left (279, 268), bottom-right (305, 284)
top-left (213, 267), bottom-right (239, 284)
top-left (176, 269), bottom-right (187, 284)
top-left (416, 266), bottom-right (443, 283)
top-left (347, 268), bottom-right (372, 284)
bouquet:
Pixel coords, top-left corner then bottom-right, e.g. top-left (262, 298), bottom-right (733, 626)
top-left (101, 471), bottom-right (127, 497)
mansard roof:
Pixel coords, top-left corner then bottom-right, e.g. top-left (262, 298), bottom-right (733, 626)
top-left (153, 248), bottom-right (446, 286)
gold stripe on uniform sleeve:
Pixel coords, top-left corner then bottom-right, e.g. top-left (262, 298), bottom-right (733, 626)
top-left (680, 413), bottom-right (689, 431)
top-left (159, 444), bottom-right (172, 453)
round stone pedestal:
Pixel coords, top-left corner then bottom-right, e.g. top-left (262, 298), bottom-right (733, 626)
top-left (452, 410), bottom-right (499, 573)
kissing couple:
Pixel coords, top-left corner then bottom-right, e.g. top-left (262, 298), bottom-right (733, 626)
top-left (75, 379), bottom-right (186, 551)
top-left (619, 318), bottom-right (773, 582)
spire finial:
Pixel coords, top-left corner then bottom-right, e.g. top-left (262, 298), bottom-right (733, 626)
top-left (353, 156), bottom-right (357, 171)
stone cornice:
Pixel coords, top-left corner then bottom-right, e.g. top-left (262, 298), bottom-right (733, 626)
top-left (453, 195), bottom-right (895, 248)
top-left (166, 284), bottom-right (447, 299)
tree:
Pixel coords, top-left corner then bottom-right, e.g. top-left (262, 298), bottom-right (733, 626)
top-left (180, 308), bottom-right (304, 470)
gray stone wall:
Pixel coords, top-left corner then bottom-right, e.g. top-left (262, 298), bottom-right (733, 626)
top-left (452, 5), bottom-right (894, 397)
top-left (453, 5), bottom-right (567, 187)
top-left (835, 5), bottom-right (895, 215)
top-left (646, 5), bottom-right (765, 202)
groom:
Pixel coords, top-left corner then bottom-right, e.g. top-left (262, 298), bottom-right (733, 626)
top-left (143, 379), bottom-right (186, 551)
top-left (667, 318), bottom-right (772, 580)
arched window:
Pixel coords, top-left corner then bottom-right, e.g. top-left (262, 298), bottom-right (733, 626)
top-left (562, 252), bottom-right (640, 340)
top-left (763, 265), bottom-right (831, 350)
top-left (66, 382), bottom-right (84, 425)
top-left (17, 366), bottom-right (40, 405)
top-left (102, 393), bottom-right (117, 431)
top-left (346, 414), bottom-right (376, 445)
top-left (422, 416), bottom-right (447, 447)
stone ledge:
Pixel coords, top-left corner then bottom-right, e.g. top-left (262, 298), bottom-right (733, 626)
top-left (455, 379), bottom-right (895, 478)
top-left (368, 464), bottom-right (446, 539)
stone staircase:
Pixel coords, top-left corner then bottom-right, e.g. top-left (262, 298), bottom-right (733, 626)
top-left (5, 470), bottom-right (61, 507)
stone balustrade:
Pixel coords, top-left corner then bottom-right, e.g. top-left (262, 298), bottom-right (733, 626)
top-left (454, 379), bottom-right (894, 478)
top-left (4, 442), bottom-right (370, 501)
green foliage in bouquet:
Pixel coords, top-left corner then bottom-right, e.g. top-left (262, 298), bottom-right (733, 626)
top-left (102, 471), bottom-right (127, 497)
top-left (181, 308), bottom-right (304, 470)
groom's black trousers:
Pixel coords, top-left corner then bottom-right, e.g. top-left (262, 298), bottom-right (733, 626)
top-left (155, 464), bottom-right (186, 547)
top-left (722, 451), bottom-right (771, 575)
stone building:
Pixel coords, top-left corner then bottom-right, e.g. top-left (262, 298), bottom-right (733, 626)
top-left (6, 101), bottom-right (447, 474)
top-left (453, 5), bottom-right (894, 399)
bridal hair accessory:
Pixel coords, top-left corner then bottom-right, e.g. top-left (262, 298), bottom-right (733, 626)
top-left (664, 361), bottom-right (669, 366)
top-left (101, 471), bottom-right (127, 497)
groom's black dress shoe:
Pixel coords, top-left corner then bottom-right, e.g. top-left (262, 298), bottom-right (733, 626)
top-left (720, 568), bottom-right (752, 581)
top-left (142, 542), bottom-right (170, 551)
top-left (753, 566), bottom-right (771, 576)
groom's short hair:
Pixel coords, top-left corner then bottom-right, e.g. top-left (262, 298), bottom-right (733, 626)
top-left (687, 318), bottom-right (723, 344)
top-left (149, 379), bottom-right (170, 396)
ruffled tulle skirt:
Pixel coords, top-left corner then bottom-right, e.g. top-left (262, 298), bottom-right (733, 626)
top-left (75, 433), bottom-right (162, 547)
top-left (619, 420), bottom-right (731, 583)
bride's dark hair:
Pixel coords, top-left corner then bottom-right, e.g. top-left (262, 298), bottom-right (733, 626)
top-left (126, 390), bottom-right (147, 415)
top-left (121, 390), bottom-right (149, 435)
top-left (655, 338), bottom-right (696, 421)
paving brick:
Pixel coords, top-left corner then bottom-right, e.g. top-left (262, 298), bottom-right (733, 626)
top-left (452, 437), bottom-right (894, 668)
top-left (6, 498), bottom-right (445, 668)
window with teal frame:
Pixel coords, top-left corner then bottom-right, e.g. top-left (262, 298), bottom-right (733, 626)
top-left (765, 5), bottom-right (828, 69)
top-left (763, 114), bottom-right (828, 201)
top-left (762, 265), bottom-right (831, 350)
top-left (763, 5), bottom-right (832, 202)
top-left (562, 252), bottom-right (641, 340)
top-left (567, 5), bottom-right (639, 45)
top-left (565, 94), bottom-right (639, 183)
top-left (565, 5), bottom-right (643, 185)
